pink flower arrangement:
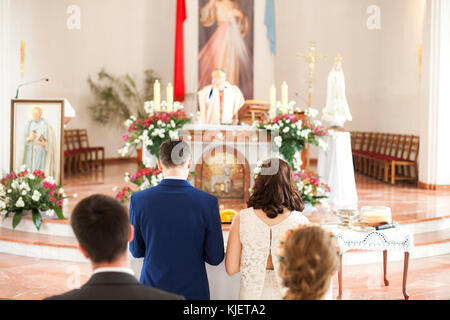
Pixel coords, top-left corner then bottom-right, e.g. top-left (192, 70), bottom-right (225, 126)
top-left (294, 171), bottom-right (330, 206)
top-left (116, 186), bottom-right (132, 202)
top-left (0, 168), bottom-right (74, 230)
top-left (119, 109), bottom-right (192, 159)
top-left (115, 167), bottom-right (164, 204)
top-left (257, 112), bottom-right (328, 170)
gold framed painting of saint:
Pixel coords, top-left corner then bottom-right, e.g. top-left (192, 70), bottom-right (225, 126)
top-left (198, 0), bottom-right (254, 100)
top-left (10, 100), bottom-right (65, 185)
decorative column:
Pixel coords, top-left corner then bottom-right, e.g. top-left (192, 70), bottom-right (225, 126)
top-left (418, 0), bottom-right (450, 189)
top-left (0, 0), bottom-right (11, 172)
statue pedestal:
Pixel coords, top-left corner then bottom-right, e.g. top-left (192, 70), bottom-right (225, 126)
top-left (318, 131), bottom-right (358, 209)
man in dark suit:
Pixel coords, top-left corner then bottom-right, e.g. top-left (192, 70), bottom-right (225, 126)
top-left (46, 194), bottom-right (183, 300)
top-left (129, 139), bottom-right (224, 300)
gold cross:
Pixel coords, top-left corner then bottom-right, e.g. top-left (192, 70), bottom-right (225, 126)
top-left (297, 42), bottom-right (326, 107)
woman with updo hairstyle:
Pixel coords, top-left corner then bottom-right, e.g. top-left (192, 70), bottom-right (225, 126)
top-left (279, 226), bottom-right (338, 300)
top-left (225, 158), bottom-right (309, 299)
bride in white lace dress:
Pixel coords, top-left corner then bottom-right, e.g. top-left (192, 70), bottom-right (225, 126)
top-left (225, 159), bottom-right (309, 299)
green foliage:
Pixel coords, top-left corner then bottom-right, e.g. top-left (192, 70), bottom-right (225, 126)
top-left (87, 69), bottom-right (161, 127)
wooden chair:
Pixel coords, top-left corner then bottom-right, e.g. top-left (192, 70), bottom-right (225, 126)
top-left (350, 132), bottom-right (362, 170)
top-left (63, 129), bottom-right (85, 175)
top-left (359, 132), bottom-right (374, 174)
top-left (373, 133), bottom-right (389, 180)
top-left (364, 132), bottom-right (380, 176)
top-left (371, 133), bottom-right (387, 178)
top-left (77, 129), bottom-right (105, 169)
top-left (383, 135), bottom-right (419, 185)
top-left (354, 132), bottom-right (370, 173)
top-left (379, 134), bottom-right (399, 183)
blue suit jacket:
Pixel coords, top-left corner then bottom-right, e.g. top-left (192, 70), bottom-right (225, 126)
top-left (129, 179), bottom-right (224, 300)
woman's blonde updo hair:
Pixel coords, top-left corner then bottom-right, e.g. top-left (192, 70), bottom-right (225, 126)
top-left (279, 226), bottom-right (339, 300)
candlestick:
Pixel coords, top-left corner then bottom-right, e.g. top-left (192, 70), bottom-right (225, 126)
top-left (154, 80), bottom-right (161, 111)
top-left (20, 41), bottom-right (26, 79)
top-left (167, 82), bottom-right (173, 112)
top-left (281, 81), bottom-right (288, 114)
top-left (270, 85), bottom-right (276, 116)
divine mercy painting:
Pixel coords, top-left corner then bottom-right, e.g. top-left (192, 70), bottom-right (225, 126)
top-left (198, 0), bottom-right (254, 100)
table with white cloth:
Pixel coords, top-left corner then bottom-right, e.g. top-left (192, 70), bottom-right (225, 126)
top-left (318, 131), bottom-right (358, 209)
top-left (326, 225), bottom-right (414, 300)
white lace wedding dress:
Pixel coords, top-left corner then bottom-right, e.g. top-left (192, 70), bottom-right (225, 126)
top-left (238, 207), bottom-right (310, 300)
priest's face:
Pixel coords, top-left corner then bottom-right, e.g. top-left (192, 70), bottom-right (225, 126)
top-left (31, 107), bottom-right (43, 121)
top-left (212, 70), bottom-right (226, 88)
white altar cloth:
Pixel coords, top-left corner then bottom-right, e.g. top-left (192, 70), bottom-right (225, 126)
top-left (328, 226), bottom-right (415, 254)
top-left (318, 131), bottom-right (358, 209)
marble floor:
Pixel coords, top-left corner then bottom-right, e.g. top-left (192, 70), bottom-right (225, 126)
top-left (0, 251), bottom-right (448, 300)
top-left (61, 160), bottom-right (450, 224)
top-left (0, 161), bottom-right (449, 300)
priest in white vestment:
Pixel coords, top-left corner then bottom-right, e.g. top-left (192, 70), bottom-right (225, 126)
top-left (198, 69), bottom-right (245, 125)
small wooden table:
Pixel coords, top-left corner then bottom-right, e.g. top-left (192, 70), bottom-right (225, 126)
top-left (329, 227), bottom-right (414, 300)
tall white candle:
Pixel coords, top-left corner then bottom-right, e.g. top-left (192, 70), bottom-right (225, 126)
top-left (281, 81), bottom-right (288, 114)
top-left (270, 85), bottom-right (276, 116)
top-left (154, 80), bottom-right (161, 112)
top-left (167, 82), bottom-right (173, 112)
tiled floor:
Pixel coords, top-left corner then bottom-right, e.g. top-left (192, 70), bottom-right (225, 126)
top-left (62, 160), bottom-right (450, 224)
top-left (0, 251), bottom-right (448, 300)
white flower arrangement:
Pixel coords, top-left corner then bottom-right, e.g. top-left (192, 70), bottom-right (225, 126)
top-left (304, 107), bottom-right (319, 118)
top-left (256, 110), bottom-right (328, 171)
top-left (274, 136), bottom-right (283, 148)
top-left (15, 197), bottom-right (25, 208)
top-left (119, 101), bottom-right (192, 159)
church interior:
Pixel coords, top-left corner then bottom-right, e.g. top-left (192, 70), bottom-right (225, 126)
top-left (0, 0), bottom-right (449, 301)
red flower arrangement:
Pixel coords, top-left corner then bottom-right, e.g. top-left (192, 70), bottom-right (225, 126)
top-left (114, 167), bottom-right (164, 204)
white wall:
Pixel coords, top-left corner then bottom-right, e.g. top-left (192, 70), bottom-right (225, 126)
top-left (6, 0), bottom-right (440, 177)
top-left (273, 0), bottom-right (426, 159)
top-left (374, 0), bottom-right (425, 134)
top-left (0, 0), bottom-right (11, 172)
top-left (9, 0), bottom-right (176, 158)
top-left (274, 0), bottom-right (382, 131)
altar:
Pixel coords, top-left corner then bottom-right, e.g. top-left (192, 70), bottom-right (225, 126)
top-left (143, 123), bottom-right (276, 211)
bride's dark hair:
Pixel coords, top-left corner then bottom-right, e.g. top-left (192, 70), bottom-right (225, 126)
top-left (247, 158), bottom-right (304, 219)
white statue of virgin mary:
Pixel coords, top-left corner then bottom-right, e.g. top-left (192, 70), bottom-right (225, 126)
top-left (322, 54), bottom-right (352, 128)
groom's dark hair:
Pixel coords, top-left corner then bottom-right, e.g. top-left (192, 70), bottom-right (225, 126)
top-left (159, 139), bottom-right (191, 168)
top-left (70, 194), bottom-right (129, 264)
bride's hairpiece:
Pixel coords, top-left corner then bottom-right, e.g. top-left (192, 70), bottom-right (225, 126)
top-left (253, 160), bottom-right (264, 180)
top-left (248, 160), bottom-right (264, 194)
top-left (278, 223), bottom-right (342, 261)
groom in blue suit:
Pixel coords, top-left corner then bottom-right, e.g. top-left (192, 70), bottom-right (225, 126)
top-left (129, 139), bottom-right (224, 300)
